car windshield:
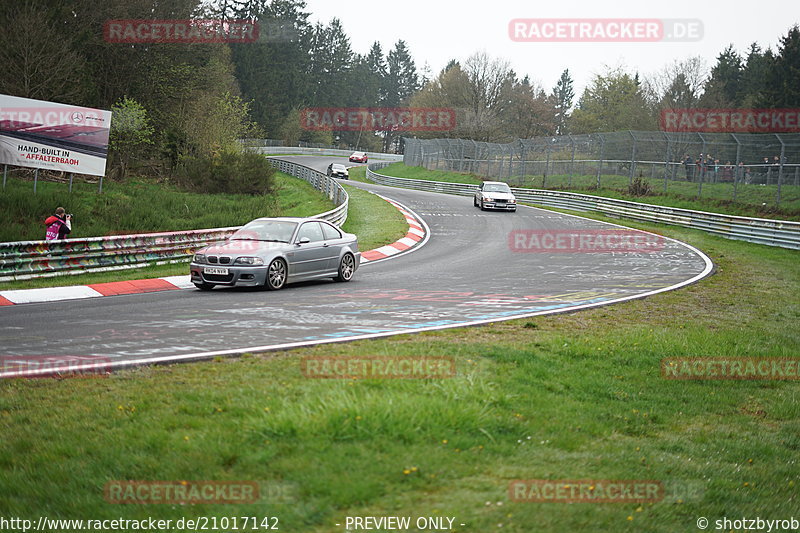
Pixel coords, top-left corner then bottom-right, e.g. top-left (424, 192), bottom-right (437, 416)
top-left (484, 184), bottom-right (511, 193)
top-left (332, 164), bottom-right (346, 170)
top-left (231, 220), bottom-right (297, 242)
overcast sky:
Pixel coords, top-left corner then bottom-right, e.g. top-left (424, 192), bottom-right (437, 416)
top-left (302, 0), bottom-right (797, 96)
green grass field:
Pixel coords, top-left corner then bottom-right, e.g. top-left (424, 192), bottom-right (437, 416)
top-left (1, 205), bottom-right (797, 532)
top-left (371, 163), bottom-right (800, 220)
top-left (0, 172), bottom-right (332, 243)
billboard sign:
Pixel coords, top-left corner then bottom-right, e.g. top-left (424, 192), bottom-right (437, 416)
top-left (0, 94), bottom-right (112, 176)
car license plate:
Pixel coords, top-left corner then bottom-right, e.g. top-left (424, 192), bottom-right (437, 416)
top-left (203, 267), bottom-right (228, 275)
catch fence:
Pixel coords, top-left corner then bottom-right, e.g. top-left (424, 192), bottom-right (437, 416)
top-left (403, 132), bottom-right (800, 206)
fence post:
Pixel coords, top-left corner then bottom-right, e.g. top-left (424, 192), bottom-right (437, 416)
top-left (663, 132), bottom-right (671, 194)
top-left (2, 165), bottom-right (6, 189)
top-left (568, 135), bottom-right (576, 188)
top-left (34, 168), bottom-right (38, 194)
top-left (697, 134), bottom-right (707, 198)
top-left (732, 134), bottom-right (742, 202)
top-left (544, 143), bottom-right (551, 188)
top-left (596, 136), bottom-right (605, 188)
top-left (776, 134), bottom-right (785, 206)
top-left (69, 173), bottom-right (74, 193)
top-left (628, 131), bottom-right (636, 185)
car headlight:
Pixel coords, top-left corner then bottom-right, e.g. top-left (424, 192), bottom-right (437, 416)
top-left (510, 196), bottom-right (516, 202)
top-left (235, 256), bottom-right (265, 265)
top-left (193, 253), bottom-right (206, 263)
top-left (484, 196), bottom-right (493, 201)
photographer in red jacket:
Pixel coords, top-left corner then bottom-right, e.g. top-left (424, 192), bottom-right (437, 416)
top-left (44, 207), bottom-right (72, 240)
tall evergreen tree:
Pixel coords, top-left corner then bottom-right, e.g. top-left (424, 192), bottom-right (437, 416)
top-left (758, 25), bottom-right (800, 108)
top-left (661, 73), bottom-right (699, 109)
top-left (550, 69), bottom-right (574, 135)
top-left (228, 0), bottom-right (313, 135)
top-left (699, 45), bottom-right (743, 107)
top-left (383, 40), bottom-right (419, 150)
top-left (308, 18), bottom-right (354, 107)
top-left (384, 40), bottom-right (419, 107)
top-left (740, 43), bottom-right (774, 107)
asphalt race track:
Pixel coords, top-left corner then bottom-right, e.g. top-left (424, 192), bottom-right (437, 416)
top-left (0, 156), bottom-right (713, 372)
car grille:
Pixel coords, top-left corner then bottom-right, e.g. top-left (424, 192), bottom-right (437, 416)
top-left (207, 256), bottom-right (232, 264)
top-left (495, 199), bottom-right (507, 203)
top-left (203, 273), bottom-right (234, 282)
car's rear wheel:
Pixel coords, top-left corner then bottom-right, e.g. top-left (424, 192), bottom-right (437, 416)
top-left (335, 253), bottom-right (356, 282)
top-left (265, 258), bottom-right (287, 290)
top-left (194, 282), bottom-right (214, 291)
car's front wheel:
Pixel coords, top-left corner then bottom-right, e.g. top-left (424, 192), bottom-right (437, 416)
top-left (335, 253), bottom-right (356, 282)
top-left (265, 258), bottom-right (287, 290)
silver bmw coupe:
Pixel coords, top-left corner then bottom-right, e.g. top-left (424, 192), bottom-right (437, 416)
top-left (190, 217), bottom-right (360, 290)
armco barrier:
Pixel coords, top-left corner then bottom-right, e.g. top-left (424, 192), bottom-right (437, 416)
top-left (366, 163), bottom-right (800, 250)
top-left (256, 146), bottom-right (403, 161)
top-left (0, 159), bottom-right (348, 282)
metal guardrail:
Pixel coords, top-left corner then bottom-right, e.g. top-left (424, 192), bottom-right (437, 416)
top-left (367, 163), bottom-right (800, 250)
top-left (257, 146), bottom-right (403, 161)
top-left (266, 158), bottom-right (349, 226)
top-left (0, 159), bottom-right (349, 282)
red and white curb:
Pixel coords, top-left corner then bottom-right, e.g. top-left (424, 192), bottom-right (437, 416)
top-left (0, 195), bottom-right (427, 306)
top-left (359, 194), bottom-right (427, 263)
top-left (0, 276), bottom-right (195, 306)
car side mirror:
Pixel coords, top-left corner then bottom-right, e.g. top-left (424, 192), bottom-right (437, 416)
top-left (297, 237), bottom-right (311, 245)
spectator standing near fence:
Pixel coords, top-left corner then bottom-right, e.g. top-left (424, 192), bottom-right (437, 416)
top-left (723, 161), bottom-right (733, 181)
top-left (695, 154), bottom-right (703, 181)
top-left (683, 154), bottom-right (693, 180)
top-left (44, 207), bottom-right (72, 240)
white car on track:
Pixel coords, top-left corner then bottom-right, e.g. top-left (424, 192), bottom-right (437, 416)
top-left (474, 181), bottom-right (517, 211)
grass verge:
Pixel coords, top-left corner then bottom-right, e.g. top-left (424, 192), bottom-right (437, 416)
top-left (1, 211), bottom-right (797, 532)
top-left (1, 172), bottom-right (333, 243)
top-left (370, 163), bottom-right (800, 220)
top-left (340, 184), bottom-right (408, 251)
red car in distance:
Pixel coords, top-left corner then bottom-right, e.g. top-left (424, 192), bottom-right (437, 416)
top-left (349, 151), bottom-right (368, 163)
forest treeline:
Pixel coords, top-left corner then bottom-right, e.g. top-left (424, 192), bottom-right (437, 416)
top-left (1, 0), bottom-right (798, 186)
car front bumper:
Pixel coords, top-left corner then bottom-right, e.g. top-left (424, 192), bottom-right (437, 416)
top-left (190, 263), bottom-right (269, 287)
top-left (482, 201), bottom-right (517, 210)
